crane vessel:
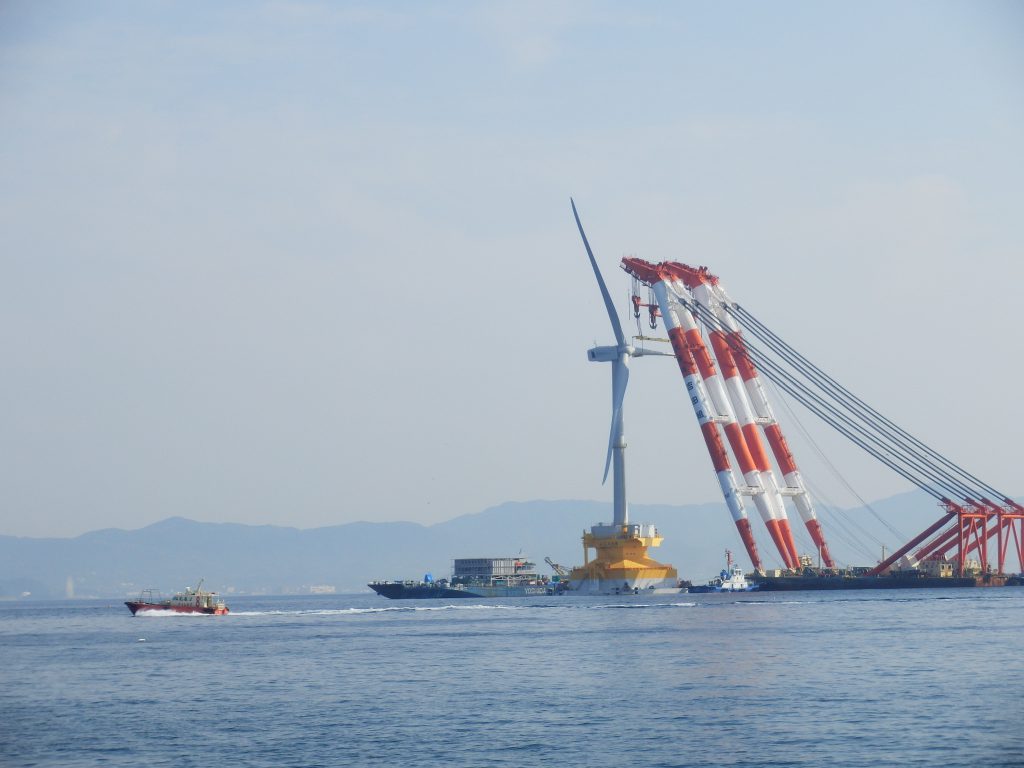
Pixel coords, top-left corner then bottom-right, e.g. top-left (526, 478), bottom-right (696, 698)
top-left (616, 245), bottom-right (1023, 589)
top-left (370, 202), bottom-right (1023, 600)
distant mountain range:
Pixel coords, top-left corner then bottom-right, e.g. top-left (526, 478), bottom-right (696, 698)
top-left (0, 491), bottom-right (963, 599)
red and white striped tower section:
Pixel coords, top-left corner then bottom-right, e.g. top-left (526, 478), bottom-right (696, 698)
top-left (682, 277), bottom-right (801, 569)
top-left (659, 264), bottom-right (798, 570)
top-left (620, 257), bottom-right (764, 571)
top-left (706, 281), bottom-right (836, 568)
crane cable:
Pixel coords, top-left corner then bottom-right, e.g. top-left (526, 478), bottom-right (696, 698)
top-left (729, 303), bottom-right (1009, 504)
top-left (677, 296), bottom-right (952, 502)
top-left (683, 296), bottom-right (975, 502)
top-left (717, 302), bottom-right (980, 502)
top-left (762, 374), bottom-right (909, 542)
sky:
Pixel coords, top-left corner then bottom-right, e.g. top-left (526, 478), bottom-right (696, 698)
top-left (1, 1), bottom-right (1022, 539)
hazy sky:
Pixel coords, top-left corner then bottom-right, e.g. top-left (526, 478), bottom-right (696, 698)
top-left (2, 1), bottom-right (1022, 539)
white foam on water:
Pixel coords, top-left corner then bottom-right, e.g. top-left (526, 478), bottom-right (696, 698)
top-left (139, 600), bottom-right (716, 619)
top-left (589, 601), bottom-right (697, 610)
top-left (225, 603), bottom-right (528, 617)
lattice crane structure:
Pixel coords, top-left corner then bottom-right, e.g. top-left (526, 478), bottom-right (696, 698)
top-left (620, 256), bottom-right (1023, 579)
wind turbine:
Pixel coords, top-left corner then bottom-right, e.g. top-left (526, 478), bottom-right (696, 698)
top-left (571, 199), bottom-right (672, 527)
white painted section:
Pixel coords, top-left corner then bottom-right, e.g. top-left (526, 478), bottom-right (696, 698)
top-left (674, 279), bottom-right (791, 531)
top-left (896, 553), bottom-right (919, 570)
top-left (710, 282), bottom-right (819, 528)
top-left (569, 576), bottom-right (682, 595)
top-left (722, 368), bottom-right (759, 426)
top-left (652, 278), bottom-right (754, 531)
top-left (589, 522), bottom-right (660, 539)
top-left (669, 281), bottom-right (735, 422)
top-left (744, 469), bottom-right (779, 524)
top-left (788, 474), bottom-right (818, 524)
top-left (684, 374), bottom-right (715, 426)
top-left (760, 469), bottom-right (791, 525)
top-left (710, 284), bottom-right (780, 422)
top-left (717, 470), bottom-right (746, 522)
top-left (612, 412), bottom-right (628, 526)
top-left (691, 284), bottom-right (796, 527)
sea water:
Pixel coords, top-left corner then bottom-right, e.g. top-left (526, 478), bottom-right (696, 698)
top-left (1, 589), bottom-right (1022, 767)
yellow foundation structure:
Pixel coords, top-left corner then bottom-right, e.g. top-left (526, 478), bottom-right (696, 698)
top-left (568, 523), bottom-right (679, 594)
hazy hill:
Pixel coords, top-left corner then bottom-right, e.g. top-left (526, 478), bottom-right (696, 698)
top-left (0, 490), bottom-right (962, 599)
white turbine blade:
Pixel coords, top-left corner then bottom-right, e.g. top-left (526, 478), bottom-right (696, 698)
top-left (602, 356), bottom-right (630, 483)
top-left (571, 198), bottom-right (625, 347)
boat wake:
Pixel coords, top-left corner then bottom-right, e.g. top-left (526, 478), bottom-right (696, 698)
top-left (231, 601), bottom-right (709, 616)
top-left (587, 601), bottom-right (697, 610)
top-left (132, 591), bottom-right (1020, 619)
top-left (226, 604), bottom-right (532, 617)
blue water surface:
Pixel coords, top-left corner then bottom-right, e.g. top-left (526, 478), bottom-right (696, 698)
top-left (1, 589), bottom-right (1022, 767)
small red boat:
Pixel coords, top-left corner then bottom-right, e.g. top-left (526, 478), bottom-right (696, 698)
top-left (125, 580), bottom-right (229, 615)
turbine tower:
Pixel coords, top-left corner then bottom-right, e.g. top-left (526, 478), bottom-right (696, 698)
top-left (567, 200), bottom-right (679, 595)
top-left (571, 198), bottom-right (670, 526)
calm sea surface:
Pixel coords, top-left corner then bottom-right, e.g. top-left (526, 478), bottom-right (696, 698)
top-left (1, 589), bottom-right (1022, 767)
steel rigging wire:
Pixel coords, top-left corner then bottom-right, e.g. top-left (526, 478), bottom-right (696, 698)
top-left (727, 303), bottom-right (1011, 504)
top-left (683, 295), bottom-right (907, 563)
top-left (677, 295), bottom-right (955, 503)
top-left (761, 373), bottom-right (909, 543)
top-left (711, 300), bottom-right (978, 501)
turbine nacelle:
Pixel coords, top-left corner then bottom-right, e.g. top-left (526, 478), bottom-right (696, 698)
top-left (589, 344), bottom-right (673, 362)
top-left (588, 344), bottom-right (633, 362)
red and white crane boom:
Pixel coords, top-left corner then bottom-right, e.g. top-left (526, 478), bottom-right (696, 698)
top-left (693, 278), bottom-right (836, 568)
top-left (621, 257), bottom-right (844, 572)
top-left (620, 258), bottom-right (767, 570)
top-left (569, 197), bottom-right (1021, 578)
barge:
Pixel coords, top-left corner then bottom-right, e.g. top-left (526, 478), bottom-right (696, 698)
top-left (370, 557), bottom-right (564, 599)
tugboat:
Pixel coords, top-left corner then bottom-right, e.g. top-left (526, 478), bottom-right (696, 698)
top-left (125, 580), bottom-right (229, 615)
top-left (690, 551), bottom-right (760, 593)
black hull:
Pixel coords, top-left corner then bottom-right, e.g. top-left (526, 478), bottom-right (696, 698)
top-left (369, 584), bottom-right (478, 599)
top-left (368, 582), bottom-right (560, 599)
top-left (753, 576), bottom-right (979, 592)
